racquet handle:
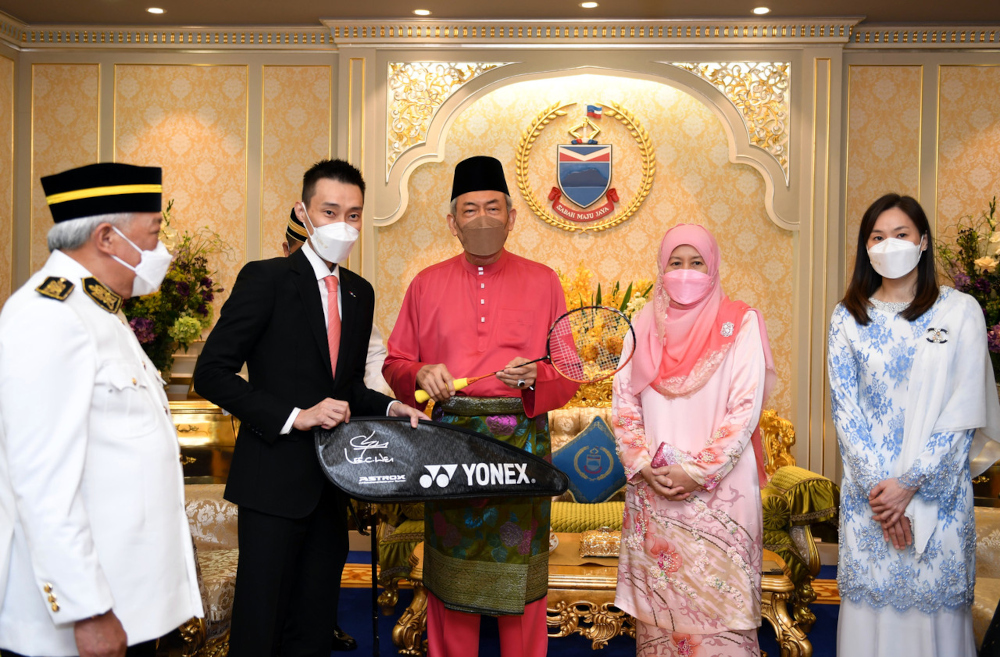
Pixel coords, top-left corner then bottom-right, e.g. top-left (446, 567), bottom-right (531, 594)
top-left (414, 377), bottom-right (470, 404)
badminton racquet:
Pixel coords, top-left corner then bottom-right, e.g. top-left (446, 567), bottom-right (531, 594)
top-left (414, 305), bottom-right (635, 403)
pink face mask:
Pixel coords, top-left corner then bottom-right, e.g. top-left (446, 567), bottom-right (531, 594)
top-left (662, 269), bottom-right (713, 306)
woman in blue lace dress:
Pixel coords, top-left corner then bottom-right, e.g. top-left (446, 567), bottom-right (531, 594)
top-left (828, 193), bottom-right (1000, 657)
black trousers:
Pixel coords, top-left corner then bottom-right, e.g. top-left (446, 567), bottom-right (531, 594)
top-left (1, 639), bottom-right (156, 657)
top-left (228, 482), bottom-right (349, 657)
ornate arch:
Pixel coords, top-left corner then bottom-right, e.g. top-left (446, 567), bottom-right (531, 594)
top-left (371, 61), bottom-right (798, 230)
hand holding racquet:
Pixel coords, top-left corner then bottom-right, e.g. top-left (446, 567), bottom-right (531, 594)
top-left (414, 306), bottom-right (635, 404)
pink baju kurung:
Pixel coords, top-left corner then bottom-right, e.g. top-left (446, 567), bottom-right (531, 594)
top-left (612, 310), bottom-right (766, 657)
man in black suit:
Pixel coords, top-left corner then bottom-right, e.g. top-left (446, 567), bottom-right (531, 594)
top-left (194, 159), bottom-right (426, 657)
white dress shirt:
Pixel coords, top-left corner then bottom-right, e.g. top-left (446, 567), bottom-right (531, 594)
top-left (281, 240), bottom-right (396, 433)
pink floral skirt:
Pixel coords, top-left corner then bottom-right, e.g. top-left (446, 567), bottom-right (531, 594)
top-left (636, 621), bottom-right (759, 657)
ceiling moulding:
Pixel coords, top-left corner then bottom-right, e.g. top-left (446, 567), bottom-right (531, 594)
top-left (324, 18), bottom-right (862, 48)
top-left (847, 25), bottom-right (1000, 49)
top-left (0, 18), bottom-right (334, 51)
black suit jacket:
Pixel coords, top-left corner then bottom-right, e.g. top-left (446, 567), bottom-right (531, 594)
top-left (194, 248), bottom-right (393, 519)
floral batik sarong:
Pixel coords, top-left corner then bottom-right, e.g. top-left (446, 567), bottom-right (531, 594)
top-left (425, 396), bottom-right (551, 615)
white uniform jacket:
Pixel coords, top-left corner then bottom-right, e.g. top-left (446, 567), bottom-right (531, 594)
top-left (0, 250), bottom-right (202, 656)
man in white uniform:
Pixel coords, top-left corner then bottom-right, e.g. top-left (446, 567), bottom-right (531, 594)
top-left (0, 163), bottom-right (203, 657)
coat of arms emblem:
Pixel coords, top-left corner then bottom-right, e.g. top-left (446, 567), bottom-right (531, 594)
top-left (516, 101), bottom-right (654, 232)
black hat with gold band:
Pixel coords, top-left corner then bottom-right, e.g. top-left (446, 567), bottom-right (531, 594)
top-left (286, 207), bottom-right (308, 244)
top-left (41, 163), bottom-right (162, 224)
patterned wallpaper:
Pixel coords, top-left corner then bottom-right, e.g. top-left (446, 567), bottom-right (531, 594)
top-left (30, 64), bottom-right (100, 272)
top-left (0, 56), bottom-right (12, 305)
top-left (260, 66), bottom-right (331, 259)
top-left (375, 75), bottom-right (794, 416)
top-left (937, 66), bottom-right (1000, 243)
top-left (115, 64), bottom-right (248, 307)
top-left (844, 66), bottom-right (922, 278)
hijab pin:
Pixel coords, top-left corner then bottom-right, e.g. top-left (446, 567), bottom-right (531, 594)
top-left (721, 322), bottom-right (734, 337)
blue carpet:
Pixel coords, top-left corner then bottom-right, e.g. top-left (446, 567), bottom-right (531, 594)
top-left (336, 581), bottom-right (840, 656)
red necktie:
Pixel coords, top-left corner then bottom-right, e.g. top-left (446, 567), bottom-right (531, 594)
top-left (323, 275), bottom-right (341, 376)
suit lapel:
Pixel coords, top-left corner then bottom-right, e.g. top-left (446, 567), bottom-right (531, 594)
top-left (335, 269), bottom-right (361, 384)
top-left (290, 249), bottom-right (334, 379)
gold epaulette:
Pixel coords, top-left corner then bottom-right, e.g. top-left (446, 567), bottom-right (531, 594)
top-left (82, 277), bottom-right (123, 313)
top-left (35, 276), bottom-right (74, 301)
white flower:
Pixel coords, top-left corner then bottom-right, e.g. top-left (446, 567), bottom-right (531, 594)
top-left (975, 256), bottom-right (998, 274)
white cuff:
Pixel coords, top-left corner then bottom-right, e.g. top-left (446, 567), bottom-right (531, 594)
top-left (281, 408), bottom-right (301, 434)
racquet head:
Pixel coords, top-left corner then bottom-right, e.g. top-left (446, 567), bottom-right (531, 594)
top-left (546, 305), bottom-right (635, 383)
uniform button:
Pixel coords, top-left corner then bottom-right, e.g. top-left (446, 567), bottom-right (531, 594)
top-left (132, 378), bottom-right (137, 385)
top-left (51, 603), bottom-right (60, 612)
top-left (481, 317), bottom-right (485, 322)
top-left (43, 583), bottom-right (52, 593)
top-left (47, 594), bottom-right (56, 603)
top-left (480, 283), bottom-right (484, 289)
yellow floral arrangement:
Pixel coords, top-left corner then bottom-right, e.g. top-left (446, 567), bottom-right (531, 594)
top-left (558, 263), bottom-right (654, 319)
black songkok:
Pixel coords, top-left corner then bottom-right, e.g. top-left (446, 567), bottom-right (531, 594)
top-left (450, 156), bottom-right (510, 200)
top-left (286, 207), bottom-right (308, 244)
top-left (41, 163), bottom-right (162, 224)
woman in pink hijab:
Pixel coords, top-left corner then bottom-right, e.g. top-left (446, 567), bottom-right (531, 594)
top-left (612, 224), bottom-right (775, 657)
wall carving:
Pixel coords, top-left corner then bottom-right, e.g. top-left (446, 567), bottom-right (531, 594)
top-left (386, 62), bottom-right (510, 179)
top-left (670, 62), bottom-right (790, 182)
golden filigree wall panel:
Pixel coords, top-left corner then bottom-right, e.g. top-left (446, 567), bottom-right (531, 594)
top-left (386, 62), bottom-right (509, 178)
top-left (376, 75), bottom-right (793, 416)
top-left (937, 66), bottom-right (1000, 244)
top-left (0, 56), bottom-right (12, 305)
top-left (30, 64), bottom-right (100, 273)
top-left (844, 66), bottom-right (921, 278)
top-left (261, 65), bottom-right (331, 259)
top-left (670, 62), bottom-right (790, 180)
top-left (115, 64), bottom-right (248, 306)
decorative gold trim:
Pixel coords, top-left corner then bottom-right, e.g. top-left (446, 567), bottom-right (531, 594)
top-left (848, 26), bottom-right (1000, 49)
top-left (46, 183), bottom-right (161, 205)
top-left (386, 62), bottom-right (509, 180)
top-left (516, 101), bottom-right (654, 233)
top-left (7, 23), bottom-right (334, 51)
top-left (671, 62), bottom-right (790, 181)
top-left (759, 409), bottom-right (797, 475)
top-left (327, 19), bottom-right (861, 47)
top-left (546, 599), bottom-right (635, 649)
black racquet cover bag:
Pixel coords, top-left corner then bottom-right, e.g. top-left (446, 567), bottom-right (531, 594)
top-left (314, 417), bottom-right (568, 503)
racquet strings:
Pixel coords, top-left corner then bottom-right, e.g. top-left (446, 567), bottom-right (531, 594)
top-left (548, 306), bottom-right (632, 383)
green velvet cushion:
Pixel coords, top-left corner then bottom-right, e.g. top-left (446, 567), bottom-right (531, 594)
top-left (378, 519), bottom-right (424, 585)
top-left (765, 465), bottom-right (839, 525)
top-left (550, 501), bottom-right (624, 533)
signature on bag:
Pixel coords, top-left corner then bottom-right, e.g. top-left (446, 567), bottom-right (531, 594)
top-left (345, 430), bottom-right (394, 464)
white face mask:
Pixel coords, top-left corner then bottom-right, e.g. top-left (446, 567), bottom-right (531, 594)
top-left (111, 227), bottom-right (173, 297)
top-left (299, 203), bottom-right (359, 264)
top-left (867, 237), bottom-right (924, 280)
